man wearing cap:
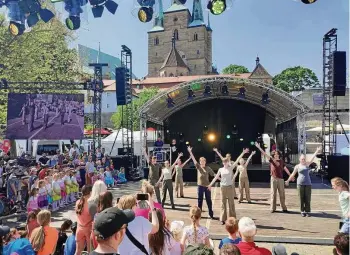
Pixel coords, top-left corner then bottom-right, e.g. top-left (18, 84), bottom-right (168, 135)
top-left (91, 207), bottom-right (135, 255)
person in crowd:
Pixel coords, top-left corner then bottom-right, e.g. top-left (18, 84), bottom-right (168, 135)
top-left (219, 217), bottom-right (241, 249)
top-left (98, 168), bottom-right (105, 183)
top-left (331, 177), bottom-right (349, 234)
top-left (59, 172), bottom-right (67, 207)
top-left (148, 208), bottom-right (181, 255)
top-left (184, 244), bottom-right (214, 255)
top-left (285, 147), bottom-right (321, 217)
top-left (134, 180), bottom-right (165, 220)
top-left (117, 167), bottom-right (127, 184)
top-left (187, 146), bottom-right (215, 219)
top-left (156, 153), bottom-right (182, 209)
top-left (236, 217), bottom-right (271, 255)
top-left (209, 149), bottom-right (249, 224)
top-left (91, 207), bottom-right (135, 255)
top-left (154, 137), bottom-right (164, 151)
top-left (170, 221), bottom-right (184, 244)
top-left (70, 170), bottom-right (79, 201)
top-left (143, 147), bottom-right (162, 203)
top-left (37, 180), bottom-right (48, 210)
top-left (85, 156), bottom-right (95, 185)
top-left (75, 185), bottom-right (93, 255)
top-left (78, 162), bottom-right (86, 187)
top-left (271, 244), bottom-right (288, 255)
top-left (64, 169), bottom-right (73, 204)
top-left (26, 210), bottom-right (40, 238)
top-left (88, 180), bottom-right (107, 219)
top-left (7, 170), bottom-right (19, 202)
top-left (27, 188), bottom-right (39, 213)
top-left (104, 167), bottom-right (114, 188)
top-left (181, 206), bottom-right (210, 249)
top-left (170, 139), bottom-right (179, 164)
top-left (255, 142), bottom-right (292, 213)
top-left (333, 232), bottom-right (349, 255)
top-left (52, 173), bottom-right (61, 211)
top-left (220, 243), bottom-right (241, 255)
top-left (233, 151), bottom-right (256, 204)
top-left (55, 220), bottom-right (73, 255)
top-left (174, 156), bottom-right (191, 198)
top-left (117, 194), bottom-right (159, 255)
top-left (44, 176), bottom-right (53, 209)
top-left (64, 222), bottom-right (77, 255)
top-left (3, 229), bottom-right (36, 255)
top-left (30, 210), bottom-right (59, 255)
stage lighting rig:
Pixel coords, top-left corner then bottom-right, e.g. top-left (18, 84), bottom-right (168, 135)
top-left (203, 84), bottom-right (212, 96)
top-left (221, 83), bottom-right (228, 95)
top-left (261, 90), bottom-right (270, 105)
top-left (64, 0), bottom-right (85, 30)
top-left (188, 87), bottom-right (195, 100)
top-left (137, 0), bottom-right (155, 23)
top-left (301, 0), bottom-right (317, 4)
top-left (89, 0), bottom-right (118, 18)
top-left (207, 0), bottom-right (226, 15)
top-left (18, 0), bottom-right (55, 27)
top-left (166, 94), bottom-right (175, 108)
top-left (237, 87), bottom-right (246, 99)
top-left (5, 1), bottom-right (26, 36)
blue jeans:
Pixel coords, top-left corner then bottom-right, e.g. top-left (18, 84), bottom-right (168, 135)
top-left (340, 218), bottom-right (349, 234)
top-left (198, 185), bottom-right (213, 217)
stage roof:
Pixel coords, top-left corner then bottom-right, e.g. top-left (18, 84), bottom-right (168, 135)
top-left (139, 76), bottom-right (310, 125)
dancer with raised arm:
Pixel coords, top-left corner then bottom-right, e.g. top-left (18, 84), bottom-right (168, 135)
top-left (213, 148), bottom-right (238, 199)
top-left (285, 147), bottom-right (321, 217)
top-left (255, 142), bottom-right (292, 213)
top-left (143, 147), bottom-right (162, 204)
top-left (187, 146), bottom-right (216, 219)
top-left (233, 151), bottom-right (256, 204)
top-left (173, 156), bottom-right (192, 198)
top-left (156, 153), bottom-right (182, 209)
top-left (208, 148), bottom-right (249, 224)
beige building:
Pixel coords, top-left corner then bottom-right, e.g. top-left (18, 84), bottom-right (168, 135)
top-left (148, 0), bottom-right (214, 77)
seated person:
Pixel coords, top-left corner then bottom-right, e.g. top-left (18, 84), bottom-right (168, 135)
top-left (64, 222), bottom-right (77, 255)
top-left (220, 243), bottom-right (241, 255)
top-left (333, 233), bottom-right (349, 255)
top-left (219, 217), bottom-right (241, 249)
top-left (117, 167), bottom-right (127, 184)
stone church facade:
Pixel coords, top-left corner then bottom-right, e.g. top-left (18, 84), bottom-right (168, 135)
top-left (148, 0), bottom-right (213, 77)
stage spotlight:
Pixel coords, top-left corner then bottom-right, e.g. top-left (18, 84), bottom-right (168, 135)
top-left (18, 0), bottom-right (55, 27)
top-left (203, 84), bottom-right (212, 96)
top-left (166, 94), bottom-right (175, 108)
top-left (65, 16), bottom-right (81, 30)
top-left (6, 1), bottom-right (26, 36)
top-left (203, 125), bottom-right (208, 135)
top-left (250, 141), bottom-right (254, 146)
top-left (232, 125), bottom-right (238, 135)
top-left (208, 133), bottom-right (216, 142)
top-left (89, 0), bottom-right (118, 18)
top-left (221, 83), bottom-right (228, 95)
top-left (185, 141), bottom-right (189, 145)
top-left (239, 138), bottom-right (244, 142)
top-left (188, 87), bottom-right (195, 100)
top-left (138, 6), bottom-right (153, 22)
top-left (262, 91), bottom-right (270, 105)
top-left (226, 135), bottom-right (231, 139)
top-left (207, 0), bottom-right (226, 15)
top-left (9, 21), bottom-right (25, 36)
top-left (237, 87), bottom-right (246, 99)
top-left (64, 0), bottom-right (84, 30)
top-left (197, 138), bottom-right (202, 142)
top-left (301, 0), bottom-right (317, 4)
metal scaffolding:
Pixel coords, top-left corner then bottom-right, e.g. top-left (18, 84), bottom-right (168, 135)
top-left (322, 28), bottom-right (338, 155)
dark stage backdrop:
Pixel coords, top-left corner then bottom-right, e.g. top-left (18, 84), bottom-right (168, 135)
top-left (165, 99), bottom-right (266, 163)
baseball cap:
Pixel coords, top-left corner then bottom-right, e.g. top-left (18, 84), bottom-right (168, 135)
top-left (272, 244), bottom-right (288, 255)
top-left (184, 244), bottom-right (214, 255)
top-left (0, 225), bottom-right (10, 237)
top-left (94, 207), bottom-right (135, 240)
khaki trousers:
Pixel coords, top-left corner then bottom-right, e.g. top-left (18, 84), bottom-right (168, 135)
top-left (220, 185), bottom-right (236, 221)
top-left (239, 177), bottom-right (251, 202)
top-left (270, 177), bottom-right (287, 211)
top-left (175, 176), bottom-right (184, 197)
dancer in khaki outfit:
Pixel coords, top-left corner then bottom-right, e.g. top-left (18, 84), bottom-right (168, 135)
top-left (233, 151), bottom-right (256, 203)
top-left (255, 142), bottom-right (293, 213)
top-left (173, 157), bottom-right (191, 198)
top-left (208, 148), bottom-right (249, 225)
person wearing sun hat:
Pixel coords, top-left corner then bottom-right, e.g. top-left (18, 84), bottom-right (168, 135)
top-left (91, 207), bottom-right (135, 255)
top-left (0, 225), bottom-right (11, 251)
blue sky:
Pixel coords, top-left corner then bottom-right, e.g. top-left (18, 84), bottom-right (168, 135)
top-left (70, 0), bottom-right (349, 79)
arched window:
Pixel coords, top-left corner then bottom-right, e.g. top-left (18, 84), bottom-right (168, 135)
top-left (194, 33), bottom-right (198, 41)
top-left (154, 37), bottom-right (159, 45)
top-left (173, 29), bottom-right (179, 40)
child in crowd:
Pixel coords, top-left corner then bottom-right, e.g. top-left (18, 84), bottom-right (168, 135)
top-left (70, 171), bottom-right (79, 201)
top-left (44, 176), bottom-right (53, 208)
top-left (170, 220), bottom-right (185, 243)
top-left (117, 167), bottom-right (127, 184)
top-left (27, 188), bottom-right (39, 213)
top-left (98, 168), bottom-right (105, 183)
top-left (218, 217), bottom-right (242, 249)
top-left (331, 177), bottom-right (350, 234)
top-left (64, 170), bottom-right (72, 204)
top-left (52, 173), bottom-right (61, 211)
top-left (37, 180), bottom-right (48, 210)
top-left (64, 222), bottom-right (77, 255)
top-left (26, 210), bottom-right (40, 238)
top-left (55, 219), bottom-right (73, 255)
top-left (59, 172), bottom-right (67, 207)
top-left (104, 167), bottom-right (114, 188)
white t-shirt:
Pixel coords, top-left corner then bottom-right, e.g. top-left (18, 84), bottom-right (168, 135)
top-left (182, 225), bottom-right (209, 246)
top-left (339, 191), bottom-right (349, 218)
top-left (118, 216), bottom-right (152, 255)
top-left (162, 168), bottom-right (172, 180)
top-left (218, 167), bottom-right (234, 186)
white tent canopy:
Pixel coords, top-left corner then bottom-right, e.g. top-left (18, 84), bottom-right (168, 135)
top-left (307, 124), bottom-right (350, 132)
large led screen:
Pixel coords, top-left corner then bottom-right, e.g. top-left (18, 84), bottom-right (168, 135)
top-left (6, 93), bottom-right (84, 139)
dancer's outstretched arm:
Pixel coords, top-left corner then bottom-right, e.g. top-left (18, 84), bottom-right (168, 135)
top-left (231, 148), bottom-right (250, 169)
top-left (170, 153), bottom-right (182, 171)
top-left (187, 146), bottom-right (198, 165)
top-left (208, 170), bottom-right (221, 188)
top-left (142, 147), bottom-right (150, 164)
top-left (255, 142), bottom-right (271, 160)
top-left (306, 147), bottom-right (321, 166)
top-left (244, 151), bottom-right (256, 168)
top-left (180, 157), bottom-right (192, 168)
top-left (213, 148), bottom-right (225, 161)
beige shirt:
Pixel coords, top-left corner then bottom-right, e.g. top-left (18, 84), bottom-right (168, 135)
top-left (195, 163), bottom-right (215, 187)
top-left (218, 167), bottom-right (234, 186)
top-left (162, 168), bottom-right (172, 180)
top-left (236, 165), bottom-right (248, 179)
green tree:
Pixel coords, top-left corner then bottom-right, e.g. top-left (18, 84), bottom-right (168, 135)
top-left (222, 64), bottom-right (249, 74)
top-left (273, 66), bottom-right (320, 92)
top-left (111, 87), bottom-right (159, 131)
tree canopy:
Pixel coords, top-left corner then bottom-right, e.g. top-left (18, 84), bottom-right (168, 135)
top-left (222, 64), bottom-right (249, 74)
top-left (273, 66), bottom-right (320, 92)
top-left (111, 87), bottom-right (159, 131)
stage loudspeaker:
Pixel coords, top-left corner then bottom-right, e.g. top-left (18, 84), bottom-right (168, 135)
top-left (115, 67), bottom-right (126, 105)
top-left (327, 155), bottom-right (349, 181)
top-left (332, 51), bottom-right (346, 97)
top-left (118, 147), bottom-right (132, 155)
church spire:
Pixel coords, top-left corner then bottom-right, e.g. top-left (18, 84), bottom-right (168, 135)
top-left (153, 0), bottom-right (164, 28)
top-left (256, 56), bottom-right (260, 66)
top-left (207, 11), bottom-right (212, 31)
top-left (189, 0), bottom-right (204, 27)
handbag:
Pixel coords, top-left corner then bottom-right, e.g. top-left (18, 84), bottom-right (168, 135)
top-left (125, 228), bottom-right (149, 255)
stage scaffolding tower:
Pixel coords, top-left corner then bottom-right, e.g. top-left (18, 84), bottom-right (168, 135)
top-left (322, 28), bottom-right (337, 156)
top-left (120, 45), bottom-right (134, 170)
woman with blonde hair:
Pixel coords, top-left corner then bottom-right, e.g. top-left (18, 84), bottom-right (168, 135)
top-left (117, 194), bottom-right (159, 255)
top-left (331, 177), bottom-right (349, 234)
top-left (87, 180), bottom-right (107, 219)
top-left (30, 210), bottom-right (58, 255)
top-left (181, 206), bottom-right (210, 249)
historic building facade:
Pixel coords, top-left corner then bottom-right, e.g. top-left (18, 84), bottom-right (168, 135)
top-left (148, 0), bottom-right (213, 77)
